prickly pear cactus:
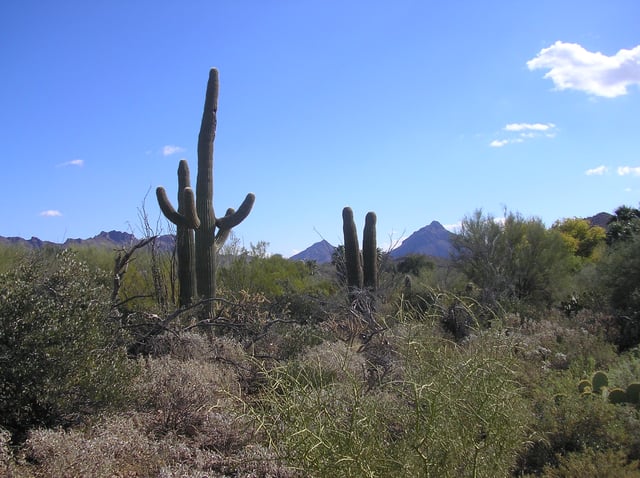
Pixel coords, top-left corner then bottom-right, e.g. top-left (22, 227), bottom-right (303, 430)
top-left (591, 371), bottom-right (609, 394)
top-left (626, 383), bottom-right (640, 404)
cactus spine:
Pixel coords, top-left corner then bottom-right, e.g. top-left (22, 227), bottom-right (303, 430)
top-left (342, 207), bottom-right (378, 301)
top-left (157, 68), bottom-right (255, 315)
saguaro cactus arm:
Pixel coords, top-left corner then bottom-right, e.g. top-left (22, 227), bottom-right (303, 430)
top-left (156, 159), bottom-right (200, 229)
top-left (216, 193), bottom-right (256, 231)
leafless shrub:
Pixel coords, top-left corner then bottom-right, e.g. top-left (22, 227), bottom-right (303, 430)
top-left (23, 414), bottom-right (164, 477)
top-left (146, 331), bottom-right (212, 360)
top-left (0, 427), bottom-right (17, 477)
top-left (134, 356), bottom-right (241, 437)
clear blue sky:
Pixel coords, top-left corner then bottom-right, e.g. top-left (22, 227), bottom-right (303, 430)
top-left (2, 1), bottom-right (639, 256)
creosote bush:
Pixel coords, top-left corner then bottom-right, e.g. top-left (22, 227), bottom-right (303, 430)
top-left (0, 249), bottom-right (135, 442)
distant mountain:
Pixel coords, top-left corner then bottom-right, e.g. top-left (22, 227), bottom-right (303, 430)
top-left (0, 230), bottom-right (174, 251)
top-left (586, 212), bottom-right (613, 229)
top-left (290, 240), bottom-right (336, 264)
top-left (390, 221), bottom-right (454, 259)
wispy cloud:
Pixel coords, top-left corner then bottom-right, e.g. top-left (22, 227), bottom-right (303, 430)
top-left (490, 123), bottom-right (556, 147)
top-left (40, 210), bottom-right (62, 217)
top-left (489, 139), bottom-right (509, 148)
top-left (585, 165), bottom-right (608, 176)
top-left (527, 41), bottom-right (640, 98)
top-left (505, 123), bottom-right (555, 132)
top-left (57, 159), bottom-right (84, 167)
top-left (162, 145), bottom-right (185, 156)
top-left (618, 166), bottom-right (640, 176)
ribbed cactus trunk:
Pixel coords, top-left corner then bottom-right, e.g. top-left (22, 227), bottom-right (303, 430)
top-left (342, 207), bottom-right (378, 306)
top-left (156, 159), bottom-right (199, 307)
top-left (362, 211), bottom-right (378, 290)
top-left (195, 68), bottom-right (219, 319)
top-left (342, 207), bottom-right (363, 293)
top-left (175, 161), bottom-right (197, 306)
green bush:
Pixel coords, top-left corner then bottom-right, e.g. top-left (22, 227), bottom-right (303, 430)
top-left (0, 249), bottom-right (135, 441)
top-left (252, 327), bottom-right (532, 477)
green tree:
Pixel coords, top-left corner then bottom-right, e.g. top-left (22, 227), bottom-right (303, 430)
top-left (606, 205), bottom-right (640, 245)
top-left (598, 233), bottom-right (640, 349)
top-left (396, 254), bottom-right (435, 277)
top-left (0, 250), bottom-right (135, 441)
top-left (452, 209), bottom-right (572, 308)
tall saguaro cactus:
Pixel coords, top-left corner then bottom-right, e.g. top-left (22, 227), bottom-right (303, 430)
top-left (157, 68), bottom-right (255, 315)
top-left (342, 207), bottom-right (378, 296)
top-left (195, 68), bottom-right (255, 318)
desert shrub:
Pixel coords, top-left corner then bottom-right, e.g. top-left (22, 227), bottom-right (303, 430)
top-left (0, 427), bottom-right (17, 477)
top-left (517, 388), bottom-right (640, 475)
top-left (541, 448), bottom-right (640, 477)
top-left (23, 415), bottom-right (165, 477)
top-left (511, 314), bottom-right (619, 374)
top-left (21, 411), bottom-right (299, 478)
top-left (252, 326), bottom-right (532, 477)
top-left (0, 249), bottom-right (135, 441)
top-left (146, 331), bottom-right (213, 360)
top-left (608, 347), bottom-right (640, 389)
top-left (134, 355), bottom-right (245, 440)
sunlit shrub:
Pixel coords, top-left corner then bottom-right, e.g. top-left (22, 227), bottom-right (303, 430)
top-left (0, 249), bottom-right (135, 441)
top-left (252, 325), bottom-right (532, 477)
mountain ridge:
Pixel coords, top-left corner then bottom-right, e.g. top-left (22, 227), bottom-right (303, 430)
top-left (0, 212), bottom-right (615, 262)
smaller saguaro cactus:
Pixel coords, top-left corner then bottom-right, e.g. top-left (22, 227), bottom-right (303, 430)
top-left (157, 159), bottom-right (200, 306)
top-left (342, 207), bottom-right (363, 292)
top-left (362, 211), bottom-right (378, 291)
top-left (341, 207), bottom-right (378, 300)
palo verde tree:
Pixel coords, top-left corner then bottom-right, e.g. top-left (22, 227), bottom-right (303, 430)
top-left (157, 68), bottom-right (255, 314)
top-left (552, 217), bottom-right (606, 263)
top-left (452, 209), bottom-right (572, 309)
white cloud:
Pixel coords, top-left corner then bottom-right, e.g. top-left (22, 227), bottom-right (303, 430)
top-left (57, 159), bottom-right (84, 167)
top-left (618, 166), bottom-right (640, 176)
top-left (40, 210), bottom-right (62, 217)
top-left (585, 165), bottom-right (608, 176)
top-left (490, 139), bottom-right (509, 148)
top-left (443, 222), bottom-right (461, 233)
top-left (162, 145), bottom-right (185, 156)
top-left (490, 123), bottom-right (555, 147)
top-left (527, 41), bottom-right (640, 98)
top-left (505, 123), bottom-right (555, 132)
